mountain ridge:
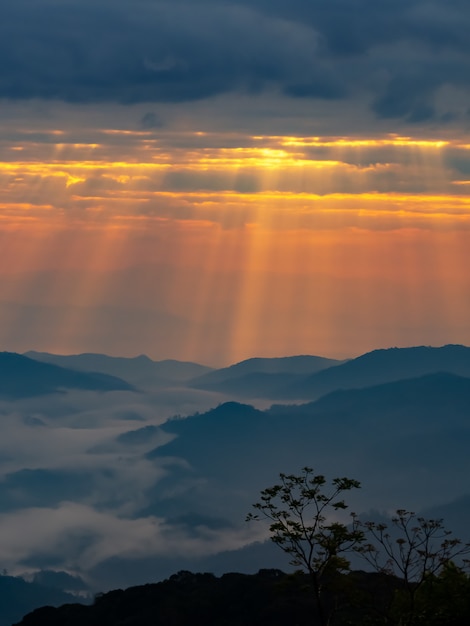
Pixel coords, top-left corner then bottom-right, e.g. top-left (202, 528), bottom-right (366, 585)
top-left (280, 344), bottom-right (470, 399)
top-left (0, 352), bottom-right (134, 398)
top-left (25, 351), bottom-right (213, 389)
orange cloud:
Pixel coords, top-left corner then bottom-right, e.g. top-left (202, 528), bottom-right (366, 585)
top-left (1, 127), bottom-right (469, 361)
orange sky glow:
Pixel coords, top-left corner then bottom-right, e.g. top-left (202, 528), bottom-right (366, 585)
top-left (1, 124), bottom-right (470, 365)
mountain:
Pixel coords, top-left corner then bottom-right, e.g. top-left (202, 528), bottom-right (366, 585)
top-left (273, 370), bottom-right (470, 424)
top-left (158, 371), bottom-right (470, 466)
top-left (147, 372), bottom-right (470, 519)
top-left (145, 402), bottom-right (268, 490)
top-left (0, 352), bottom-right (134, 398)
top-left (281, 344), bottom-right (470, 399)
top-left (188, 355), bottom-right (344, 398)
top-left (4, 346), bottom-right (470, 598)
top-left (187, 346), bottom-right (470, 400)
top-left (189, 372), bottom-right (302, 398)
top-left (25, 352), bottom-right (213, 390)
top-left (0, 574), bottom-right (78, 626)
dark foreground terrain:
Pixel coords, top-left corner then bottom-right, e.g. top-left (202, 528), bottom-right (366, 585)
top-left (13, 567), bottom-right (470, 626)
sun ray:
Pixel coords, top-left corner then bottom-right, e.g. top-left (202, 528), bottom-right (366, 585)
top-left (1, 125), bottom-right (470, 359)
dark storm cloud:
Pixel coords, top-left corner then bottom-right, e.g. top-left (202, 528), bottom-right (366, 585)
top-left (0, 0), bottom-right (320, 103)
top-left (243, 0), bottom-right (470, 55)
top-left (1, 0), bottom-right (470, 121)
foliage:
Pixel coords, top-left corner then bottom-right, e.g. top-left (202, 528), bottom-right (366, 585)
top-left (414, 561), bottom-right (470, 625)
top-left (356, 510), bottom-right (470, 625)
top-left (14, 466), bottom-right (470, 626)
top-left (246, 467), bottom-right (363, 625)
top-left (16, 570), bottom-right (323, 626)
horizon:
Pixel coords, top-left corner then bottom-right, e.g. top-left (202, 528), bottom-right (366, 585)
top-left (11, 341), bottom-right (469, 369)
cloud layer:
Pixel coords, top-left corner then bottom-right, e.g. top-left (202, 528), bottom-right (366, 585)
top-left (1, 0), bottom-right (470, 123)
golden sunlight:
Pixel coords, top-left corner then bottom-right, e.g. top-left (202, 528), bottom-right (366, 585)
top-left (1, 127), bottom-right (470, 360)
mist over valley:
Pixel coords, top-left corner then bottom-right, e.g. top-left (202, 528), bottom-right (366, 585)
top-left (0, 344), bottom-right (469, 616)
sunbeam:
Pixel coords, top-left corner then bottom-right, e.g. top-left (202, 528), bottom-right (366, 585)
top-left (1, 124), bottom-right (470, 361)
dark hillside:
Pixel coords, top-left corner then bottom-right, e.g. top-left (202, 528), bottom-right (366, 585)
top-left (146, 373), bottom-right (470, 519)
top-left (0, 575), bottom-right (77, 626)
top-left (189, 355), bottom-right (343, 397)
top-left (0, 352), bottom-right (134, 398)
top-left (283, 344), bottom-right (470, 399)
top-left (13, 569), bottom-right (403, 626)
top-left (26, 352), bottom-right (212, 388)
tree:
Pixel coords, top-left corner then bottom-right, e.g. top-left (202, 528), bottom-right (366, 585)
top-left (415, 561), bottom-right (470, 625)
top-left (356, 510), bottom-right (470, 625)
top-left (246, 467), bottom-right (363, 626)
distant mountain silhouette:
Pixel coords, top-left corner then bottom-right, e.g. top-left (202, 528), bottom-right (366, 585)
top-left (189, 355), bottom-right (344, 397)
top-left (0, 352), bottom-right (134, 398)
top-left (281, 344), bottom-right (470, 399)
top-left (157, 371), bottom-right (470, 464)
top-left (145, 372), bottom-right (470, 520)
top-left (116, 424), bottom-right (163, 446)
top-left (0, 574), bottom-right (78, 626)
top-left (4, 345), bottom-right (470, 600)
top-left (188, 372), bottom-right (304, 398)
top-left (147, 402), bottom-right (267, 481)
top-left (161, 401), bottom-right (265, 435)
top-left (25, 351), bottom-right (212, 390)
top-left (274, 370), bottom-right (470, 424)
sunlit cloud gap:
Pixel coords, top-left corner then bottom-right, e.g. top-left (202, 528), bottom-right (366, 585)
top-left (278, 136), bottom-right (451, 148)
top-left (2, 193), bottom-right (470, 230)
top-left (0, 127), bottom-right (468, 324)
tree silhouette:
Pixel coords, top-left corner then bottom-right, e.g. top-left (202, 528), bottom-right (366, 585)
top-left (246, 467), bottom-right (363, 626)
top-left (356, 510), bottom-right (470, 625)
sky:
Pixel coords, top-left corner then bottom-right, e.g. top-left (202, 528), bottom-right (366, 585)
top-left (2, 0), bottom-right (470, 365)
